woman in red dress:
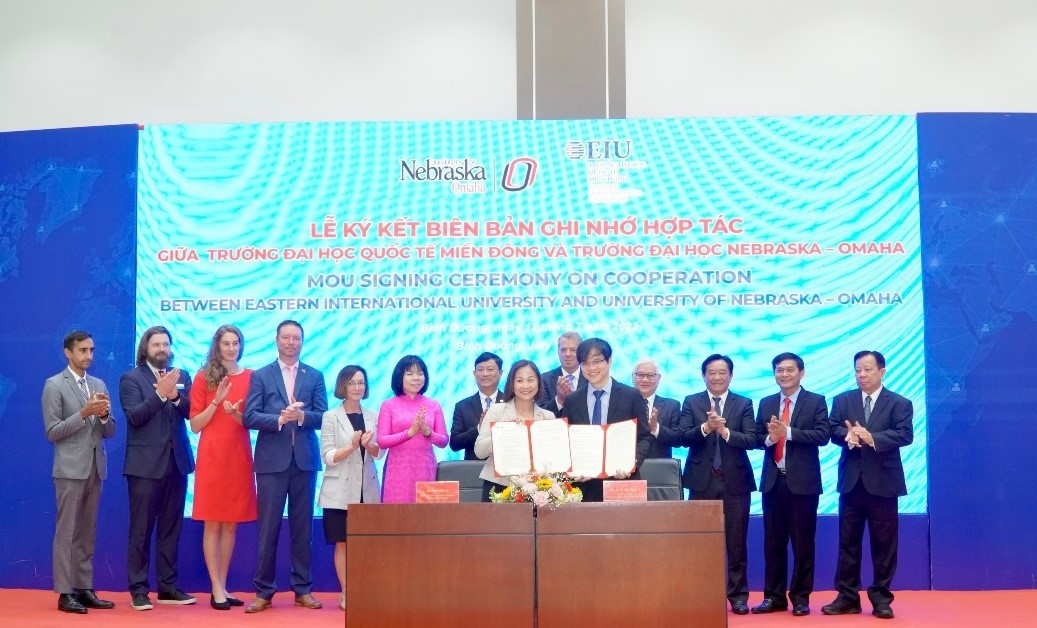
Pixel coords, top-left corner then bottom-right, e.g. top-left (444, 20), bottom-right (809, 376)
top-left (189, 324), bottom-right (257, 610)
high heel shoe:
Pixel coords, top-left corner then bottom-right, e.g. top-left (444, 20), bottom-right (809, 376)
top-left (210, 594), bottom-right (231, 611)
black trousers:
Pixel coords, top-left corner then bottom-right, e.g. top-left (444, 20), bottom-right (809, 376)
top-left (126, 454), bottom-right (187, 596)
top-left (834, 480), bottom-right (899, 606)
top-left (761, 472), bottom-right (819, 605)
top-left (690, 472), bottom-right (750, 603)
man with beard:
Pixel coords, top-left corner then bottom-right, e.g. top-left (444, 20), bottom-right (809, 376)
top-left (119, 326), bottom-right (195, 611)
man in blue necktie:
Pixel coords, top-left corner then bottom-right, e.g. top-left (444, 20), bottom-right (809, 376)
top-left (540, 331), bottom-right (584, 410)
top-left (553, 338), bottom-right (652, 502)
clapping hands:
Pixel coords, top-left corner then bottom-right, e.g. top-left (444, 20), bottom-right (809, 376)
top-left (844, 420), bottom-right (873, 447)
top-left (407, 406), bottom-right (432, 438)
top-left (278, 401), bottom-right (304, 427)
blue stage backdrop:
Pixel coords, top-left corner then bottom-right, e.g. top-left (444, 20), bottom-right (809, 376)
top-left (917, 112), bottom-right (1037, 589)
top-left (0, 125), bottom-right (138, 590)
top-left (7, 114), bottom-right (1034, 594)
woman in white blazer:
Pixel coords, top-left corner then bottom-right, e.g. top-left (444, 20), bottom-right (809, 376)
top-left (474, 359), bottom-right (555, 500)
top-left (318, 365), bottom-right (382, 611)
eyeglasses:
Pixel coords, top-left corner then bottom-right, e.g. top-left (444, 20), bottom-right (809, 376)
top-left (634, 372), bottom-right (659, 380)
top-left (346, 380), bottom-right (366, 388)
top-left (583, 358), bottom-right (608, 367)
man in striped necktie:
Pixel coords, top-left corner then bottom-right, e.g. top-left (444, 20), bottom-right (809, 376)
top-left (43, 330), bottom-right (116, 614)
top-left (823, 350), bottom-right (914, 620)
top-left (449, 352), bottom-right (503, 463)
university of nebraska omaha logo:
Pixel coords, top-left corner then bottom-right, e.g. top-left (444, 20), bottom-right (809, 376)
top-left (500, 157), bottom-right (538, 192)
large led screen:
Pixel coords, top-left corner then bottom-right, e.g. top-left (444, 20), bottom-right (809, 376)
top-left (137, 117), bottom-right (928, 515)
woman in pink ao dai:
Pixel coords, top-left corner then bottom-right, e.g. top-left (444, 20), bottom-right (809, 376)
top-left (377, 355), bottom-right (448, 503)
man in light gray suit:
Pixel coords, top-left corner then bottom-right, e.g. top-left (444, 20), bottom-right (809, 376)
top-left (42, 330), bottom-right (116, 614)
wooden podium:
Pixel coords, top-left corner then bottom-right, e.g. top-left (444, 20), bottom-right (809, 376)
top-left (536, 501), bottom-right (726, 627)
top-left (347, 501), bottom-right (725, 626)
top-left (347, 503), bottom-right (535, 627)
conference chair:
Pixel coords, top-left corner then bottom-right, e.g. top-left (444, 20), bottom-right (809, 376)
top-left (640, 458), bottom-right (683, 501)
top-left (435, 460), bottom-right (486, 502)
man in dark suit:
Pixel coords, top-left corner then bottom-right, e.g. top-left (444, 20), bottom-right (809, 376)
top-left (243, 320), bottom-right (327, 613)
top-left (679, 353), bottom-right (758, 615)
top-left (751, 352), bottom-right (830, 617)
top-left (43, 330), bottom-right (116, 614)
top-left (822, 350), bottom-right (913, 620)
top-left (631, 357), bottom-right (681, 459)
top-left (554, 338), bottom-right (651, 502)
top-left (540, 330), bottom-right (585, 409)
top-left (119, 326), bottom-right (195, 611)
top-left (449, 351), bottom-right (503, 461)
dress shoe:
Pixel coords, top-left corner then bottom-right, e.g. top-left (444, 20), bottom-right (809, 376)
top-left (730, 600), bottom-right (750, 615)
top-left (821, 599), bottom-right (862, 615)
top-left (295, 593), bottom-right (323, 609)
top-left (751, 599), bottom-right (787, 614)
top-left (225, 595), bottom-right (244, 607)
top-left (792, 603), bottom-right (810, 616)
top-left (244, 597), bottom-right (272, 613)
top-left (58, 593), bottom-right (88, 614)
top-left (74, 589), bottom-right (114, 609)
top-left (130, 593), bottom-right (153, 611)
top-left (157, 589), bottom-right (197, 605)
top-left (210, 595), bottom-right (231, 611)
top-left (873, 603), bottom-right (895, 619)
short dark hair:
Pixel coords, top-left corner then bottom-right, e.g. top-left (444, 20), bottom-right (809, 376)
top-left (391, 355), bottom-right (429, 396)
top-left (63, 330), bottom-right (92, 351)
top-left (502, 359), bottom-right (544, 403)
top-left (136, 326), bottom-right (172, 367)
top-left (772, 352), bottom-right (804, 371)
top-left (854, 350), bottom-right (886, 368)
top-left (334, 365), bottom-right (369, 400)
top-left (701, 353), bottom-right (734, 374)
top-left (276, 319), bottom-right (304, 339)
top-left (474, 352), bottom-right (503, 370)
top-left (576, 338), bottom-right (612, 363)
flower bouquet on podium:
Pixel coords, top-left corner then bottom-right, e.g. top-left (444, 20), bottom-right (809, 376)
top-left (489, 471), bottom-right (582, 507)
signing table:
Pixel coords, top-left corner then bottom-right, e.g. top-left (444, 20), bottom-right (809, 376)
top-left (347, 501), bottom-right (724, 627)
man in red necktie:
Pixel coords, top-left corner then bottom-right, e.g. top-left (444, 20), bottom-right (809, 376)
top-left (751, 353), bottom-right (830, 617)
